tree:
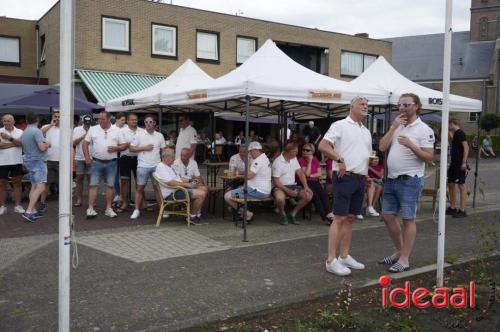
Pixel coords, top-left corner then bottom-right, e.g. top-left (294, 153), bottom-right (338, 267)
top-left (479, 113), bottom-right (500, 133)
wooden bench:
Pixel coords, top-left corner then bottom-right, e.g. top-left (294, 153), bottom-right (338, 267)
top-left (207, 186), bottom-right (224, 214)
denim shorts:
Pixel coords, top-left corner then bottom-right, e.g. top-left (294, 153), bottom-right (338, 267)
top-left (382, 176), bottom-right (425, 220)
top-left (24, 160), bottom-right (47, 185)
top-left (75, 160), bottom-right (90, 176)
top-left (167, 189), bottom-right (193, 200)
top-left (136, 166), bottom-right (156, 186)
top-left (89, 159), bottom-right (117, 187)
top-left (332, 172), bottom-right (366, 216)
top-left (231, 186), bottom-right (269, 199)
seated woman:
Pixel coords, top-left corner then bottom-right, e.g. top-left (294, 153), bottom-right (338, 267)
top-left (366, 152), bottom-right (384, 217)
top-left (481, 134), bottom-right (496, 158)
top-left (298, 143), bottom-right (334, 224)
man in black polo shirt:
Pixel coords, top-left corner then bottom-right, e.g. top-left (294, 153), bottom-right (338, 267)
top-left (447, 119), bottom-right (469, 218)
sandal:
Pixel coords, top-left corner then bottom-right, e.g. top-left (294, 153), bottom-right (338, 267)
top-left (73, 202), bottom-right (82, 207)
top-left (388, 262), bottom-right (410, 273)
top-left (116, 206), bottom-right (128, 213)
top-left (378, 256), bottom-right (397, 265)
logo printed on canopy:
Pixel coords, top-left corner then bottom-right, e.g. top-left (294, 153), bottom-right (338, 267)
top-left (308, 90), bottom-right (341, 100)
top-left (187, 90), bottom-right (208, 100)
top-left (121, 99), bottom-right (135, 106)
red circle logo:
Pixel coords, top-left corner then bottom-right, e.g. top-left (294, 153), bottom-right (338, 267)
top-left (379, 275), bottom-right (391, 287)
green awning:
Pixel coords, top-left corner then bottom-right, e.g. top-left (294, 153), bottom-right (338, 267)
top-left (76, 69), bottom-right (166, 104)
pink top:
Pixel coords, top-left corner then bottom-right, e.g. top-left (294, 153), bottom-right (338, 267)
top-left (298, 156), bottom-right (321, 181)
top-left (368, 163), bottom-right (384, 179)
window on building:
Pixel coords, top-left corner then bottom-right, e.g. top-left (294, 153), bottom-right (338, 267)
top-left (236, 36), bottom-right (256, 64)
top-left (196, 31), bottom-right (219, 62)
top-left (469, 112), bottom-right (478, 122)
top-left (152, 24), bottom-right (176, 57)
top-left (0, 36), bottom-right (20, 65)
top-left (341, 51), bottom-right (377, 76)
top-left (480, 17), bottom-right (489, 40)
top-left (39, 34), bottom-right (46, 65)
top-left (102, 16), bottom-right (130, 53)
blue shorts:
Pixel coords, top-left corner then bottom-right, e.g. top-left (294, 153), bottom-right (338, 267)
top-left (75, 160), bottom-right (90, 176)
top-left (136, 166), bottom-right (156, 186)
top-left (167, 189), bottom-right (193, 200)
top-left (382, 176), bottom-right (424, 220)
top-left (89, 159), bottom-right (117, 187)
top-left (231, 186), bottom-right (269, 199)
top-left (24, 160), bottom-right (47, 185)
top-left (332, 172), bottom-right (366, 216)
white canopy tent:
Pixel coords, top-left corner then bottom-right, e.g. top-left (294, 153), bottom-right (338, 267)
top-left (105, 59), bottom-right (215, 112)
top-left (350, 56), bottom-right (482, 112)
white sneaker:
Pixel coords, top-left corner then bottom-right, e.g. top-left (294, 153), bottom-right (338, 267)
top-left (86, 208), bottom-right (98, 219)
top-left (326, 258), bottom-right (351, 276)
top-left (0, 206), bottom-right (6, 215)
top-left (113, 195), bottom-right (121, 203)
top-left (130, 209), bottom-right (140, 219)
top-left (366, 206), bottom-right (380, 217)
top-left (105, 208), bottom-right (117, 218)
top-left (14, 205), bottom-right (25, 214)
top-left (338, 255), bottom-right (365, 270)
top-left (356, 214), bottom-right (364, 220)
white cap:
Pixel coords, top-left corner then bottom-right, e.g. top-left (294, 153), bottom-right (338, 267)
top-left (248, 141), bottom-right (262, 150)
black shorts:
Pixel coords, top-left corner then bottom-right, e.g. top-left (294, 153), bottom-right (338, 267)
top-left (447, 164), bottom-right (466, 184)
top-left (0, 164), bottom-right (23, 179)
top-left (332, 172), bottom-right (366, 216)
top-left (119, 155), bottom-right (137, 180)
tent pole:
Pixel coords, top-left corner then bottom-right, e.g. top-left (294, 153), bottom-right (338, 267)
top-left (472, 80), bottom-right (486, 208)
top-left (158, 107), bottom-right (163, 134)
top-left (58, 0), bottom-right (74, 331)
top-left (281, 101), bottom-right (286, 147)
top-left (437, 0), bottom-right (453, 288)
top-left (242, 95), bottom-right (250, 242)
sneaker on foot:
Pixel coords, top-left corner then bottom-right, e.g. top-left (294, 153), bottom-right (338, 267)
top-left (356, 214), bottom-right (364, 220)
top-left (105, 208), bottom-right (117, 218)
top-left (453, 210), bottom-right (467, 218)
top-left (366, 206), bottom-right (379, 217)
top-left (189, 217), bottom-right (202, 225)
top-left (290, 215), bottom-right (300, 225)
top-left (0, 206), bottom-right (6, 215)
top-left (113, 195), bottom-right (121, 203)
top-left (326, 258), bottom-right (351, 276)
top-left (33, 210), bottom-right (44, 219)
top-left (338, 255), bottom-right (365, 270)
top-left (130, 209), bottom-right (140, 219)
top-left (14, 205), bottom-right (25, 214)
top-left (22, 212), bottom-right (37, 223)
top-left (36, 202), bottom-right (47, 212)
top-left (195, 216), bottom-right (208, 225)
top-left (280, 215), bottom-right (288, 225)
top-left (86, 208), bottom-right (98, 219)
top-left (446, 207), bottom-right (458, 215)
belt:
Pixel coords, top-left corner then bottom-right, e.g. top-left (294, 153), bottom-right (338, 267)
top-left (93, 158), bottom-right (117, 163)
top-left (342, 171), bottom-right (366, 179)
top-left (395, 174), bottom-right (416, 180)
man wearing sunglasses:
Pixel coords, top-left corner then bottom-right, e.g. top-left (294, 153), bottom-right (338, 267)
top-left (378, 93), bottom-right (434, 273)
top-left (129, 115), bottom-right (166, 220)
top-left (319, 96), bottom-right (372, 276)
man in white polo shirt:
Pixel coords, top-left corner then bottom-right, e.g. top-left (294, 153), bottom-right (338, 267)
top-left (83, 111), bottom-right (124, 219)
top-left (155, 148), bottom-right (208, 225)
top-left (129, 115), bottom-right (166, 219)
top-left (272, 142), bottom-right (312, 225)
top-left (224, 141), bottom-right (271, 222)
top-left (41, 111), bottom-right (60, 207)
top-left (72, 114), bottom-right (92, 207)
top-left (319, 96), bottom-right (372, 276)
top-left (0, 114), bottom-right (25, 215)
top-left (176, 114), bottom-right (197, 160)
top-left (378, 93), bottom-right (434, 273)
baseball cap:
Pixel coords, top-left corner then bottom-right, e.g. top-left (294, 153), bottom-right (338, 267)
top-left (248, 141), bottom-right (262, 150)
top-left (82, 115), bottom-right (92, 122)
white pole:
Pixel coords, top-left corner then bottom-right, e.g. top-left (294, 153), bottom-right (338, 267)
top-left (437, 0), bottom-right (453, 288)
top-left (59, 0), bottom-right (74, 330)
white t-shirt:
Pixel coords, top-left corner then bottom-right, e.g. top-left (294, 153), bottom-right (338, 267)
top-left (42, 125), bottom-right (60, 161)
top-left (215, 137), bottom-right (226, 145)
top-left (323, 116), bottom-right (372, 175)
top-left (84, 125), bottom-right (121, 160)
top-left (272, 154), bottom-right (301, 186)
top-left (172, 158), bottom-right (201, 180)
top-left (155, 162), bottom-right (180, 198)
top-left (131, 130), bottom-right (166, 168)
top-left (73, 126), bottom-right (92, 161)
top-left (0, 127), bottom-right (23, 165)
top-left (229, 153), bottom-right (247, 174)
top-left (176, 125), bottom-right (197, 159)
top-left (387, 117), bottom-right (435, 178)
top-left (119, 126), bottom-right (144, 157)
top-left (248, 152), bottom-right (272, 194)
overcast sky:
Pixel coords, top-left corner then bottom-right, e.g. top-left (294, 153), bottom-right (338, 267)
top-left (0, 0), bottom-right (471, 39)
